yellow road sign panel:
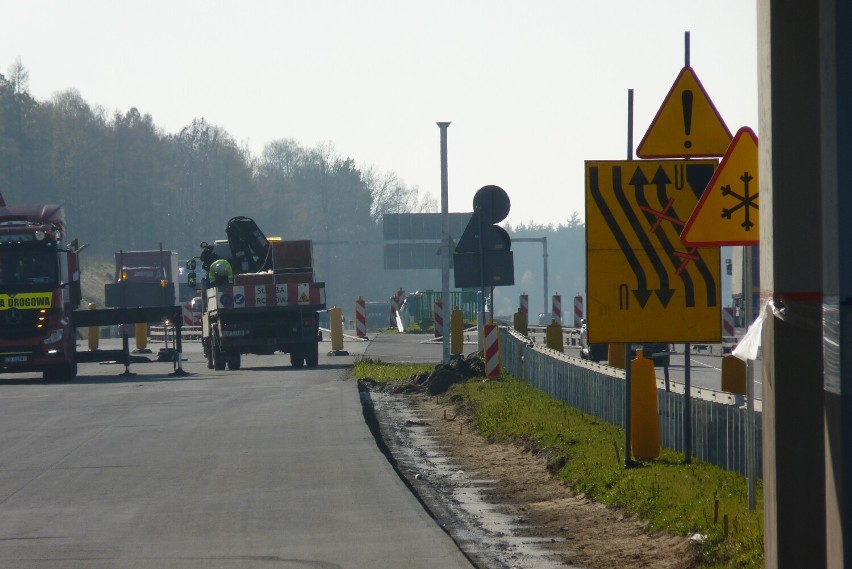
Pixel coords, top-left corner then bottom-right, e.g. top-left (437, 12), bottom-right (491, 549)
top-left (636, 67), bottom-right (733, 159)
top-left (681, 127), bottom-right (759, 246)
top-left (585, 160), bottom-right (720, 343)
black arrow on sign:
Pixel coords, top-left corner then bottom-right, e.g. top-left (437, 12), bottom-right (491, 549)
top-left (630, 167), bottom-right (677, 308)
top-left (589, 167), bottom-right (649, 308)
top-left (613, 166), bottom-right (666, 308)
top-left (630, 166), bottom-right (695, 307)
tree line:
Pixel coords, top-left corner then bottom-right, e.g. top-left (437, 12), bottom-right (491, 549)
top-left (0, 61), bottom-right (584, 312)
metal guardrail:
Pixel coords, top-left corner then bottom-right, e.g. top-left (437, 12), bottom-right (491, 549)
top-left (501, 328), bottom-right (762, 477)
top-left (150, 325), bottom-right (202, 342)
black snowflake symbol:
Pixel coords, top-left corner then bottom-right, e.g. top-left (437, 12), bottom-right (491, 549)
top-left (721, 171), bottom-right (758, 230)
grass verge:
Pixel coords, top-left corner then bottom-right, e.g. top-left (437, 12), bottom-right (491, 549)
top-left (353, 360), bottom-right (764, 569)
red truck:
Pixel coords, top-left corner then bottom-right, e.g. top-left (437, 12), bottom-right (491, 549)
top-left (193, 217), bottom-right (326, 370)
top-left (0, 194), bottom-right (83, 379)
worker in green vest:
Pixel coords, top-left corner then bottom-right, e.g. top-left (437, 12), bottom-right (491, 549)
top-left (209, 258), bottom-right (234, 286)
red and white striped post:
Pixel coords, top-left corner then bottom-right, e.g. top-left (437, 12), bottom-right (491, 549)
top-left (433, 298), bottom-right (444, 338)
top-left (484, 321), bottom-right (500, 378)
top-left (519, 293), bottom-right (529, 315)
top-left (722, 307), bottom-right (735, 336)
top-left (182, 301), bottom-right (194, 326)
top-left (573, 295), bottom-right (584, 328)
top-left (355, 296), bottom-right (367, 338)
top-left (388, 295), bottom-right (398, 328)
top-left (551, 294), bottom-right (562, 326)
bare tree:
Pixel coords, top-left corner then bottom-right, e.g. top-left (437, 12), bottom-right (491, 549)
top-left (8, 58), bottom-right (29, 95)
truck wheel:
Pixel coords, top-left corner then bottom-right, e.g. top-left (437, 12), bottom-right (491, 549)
top-left (306, 344), bottom-right (319, 368)
top-left (203, 338), bottom-right (213, 369)
top-left (290, 351), bottom-right (305, 369)
top-left (212, 333), bottom-right (226, 371)
top-left (227, 354), bottom-right (241, 370)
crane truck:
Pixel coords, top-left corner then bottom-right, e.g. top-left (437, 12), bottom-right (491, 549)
top-left (192, 216), bottom-right (326, 370)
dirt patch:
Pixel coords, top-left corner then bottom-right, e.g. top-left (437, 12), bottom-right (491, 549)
top-left (365, 381), bottom-right (701, 569)
top-left (426, 392), bottom-right (700, 568)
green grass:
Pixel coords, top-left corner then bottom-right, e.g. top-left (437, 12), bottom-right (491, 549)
top-left (354, 359), bottom-right (434, 384)
top-left (353, 361), bottom-right (764, 568)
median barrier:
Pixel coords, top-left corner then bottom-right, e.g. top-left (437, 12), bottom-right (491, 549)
top-left (501, 326), bottom-right (762, 477)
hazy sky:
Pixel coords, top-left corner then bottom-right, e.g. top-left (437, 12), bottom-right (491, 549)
top-left (2, 0), bottom-right (758, 227)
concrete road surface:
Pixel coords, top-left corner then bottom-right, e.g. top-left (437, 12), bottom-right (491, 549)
top-left (0, 335), bottom-right (472, 568)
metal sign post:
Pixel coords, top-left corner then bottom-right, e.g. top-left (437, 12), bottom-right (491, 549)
top-left (438, 122), bottom-right (451, 365)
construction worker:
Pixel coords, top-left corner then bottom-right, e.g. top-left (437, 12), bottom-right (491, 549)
top-left (209, 258), bottom-right (234, 286)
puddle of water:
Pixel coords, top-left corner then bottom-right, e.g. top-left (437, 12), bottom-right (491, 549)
top-left (368, 391), bottom-right (586, 569)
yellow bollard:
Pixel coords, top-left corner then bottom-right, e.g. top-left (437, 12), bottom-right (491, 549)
top-left (329, 306), bottom-right (344, 352)
top-left (545, 318), bottom-right (564, 352)
top-left (630, 348), bottom-right (661, 460)
top-left (450, 306), bottom-right (464, 356)
top-left (87, 302), bottom-right (99, 350)
top-left (721, 355), bottom-right (747, 395)
top-left (135, 322), bottom-right (148, 351)
top-left (608, 343), bottom-right (626, 369)
top-left (513, 310), bottom-right (528, 337)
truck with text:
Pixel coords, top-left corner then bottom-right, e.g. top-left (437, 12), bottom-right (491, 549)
top-left (194, 216), bottom-right (326, 370)
top-left (0, 194), bottom-right (83, 380)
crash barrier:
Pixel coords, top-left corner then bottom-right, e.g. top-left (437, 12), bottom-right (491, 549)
top-left (150, 324), bottom-right (202, 342)
top-left (500, 327), bottom-right (762, 477)
top-left (526, 325), bottom-right (581, 346)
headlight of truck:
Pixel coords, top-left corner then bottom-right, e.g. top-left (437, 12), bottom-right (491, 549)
top-left (43, 328), bottom-right (64, 345)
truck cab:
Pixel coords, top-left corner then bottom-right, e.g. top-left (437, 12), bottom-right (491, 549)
top-left (0, 202), bottom-right (82, 380)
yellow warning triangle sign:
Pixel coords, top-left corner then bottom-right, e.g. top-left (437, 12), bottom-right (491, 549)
top-left (637, 66), bottom-right (733, 159)
top-left (681, 127), bottom-right (759, 246)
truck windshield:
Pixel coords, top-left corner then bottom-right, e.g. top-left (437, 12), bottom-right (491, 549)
top-left (0, 251), bottom-right (58, 286)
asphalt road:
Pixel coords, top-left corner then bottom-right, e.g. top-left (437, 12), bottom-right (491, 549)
top-left (0, 336), bottom-right (473, 569)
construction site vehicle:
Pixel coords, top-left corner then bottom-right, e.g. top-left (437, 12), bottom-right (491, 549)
top-left (0, 195), bottom-right (83, 379)
top-left (194, 216), bottom-right (326, 370)
top-left (0, 193), bottom-right (186, 381)
top-left (104, 249), bottom-right (178, 308)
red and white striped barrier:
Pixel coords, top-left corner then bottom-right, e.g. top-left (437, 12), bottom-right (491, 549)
top-left (551, 294), bottom-right (562, 326)
top-left (519, 294), bottom-right (529, 314)
top-left (389, 295), bottom-right (398, 327)
top-left (207, 283), bottom-right (324, 310)
top-left (389, 288), bottom-right (406, 327)
top-left (355, 296), bottom-right (367, 338)
top-left (182, 302), bottom-right (195, 326)
top-left (573, 295), bottom-right (584, 328)
top-left (433, 298), bottom-right (444, 338)
top-left (723, 307), bottom-right (735, 336)
top-left (484, 322), bottom-right (500, 378)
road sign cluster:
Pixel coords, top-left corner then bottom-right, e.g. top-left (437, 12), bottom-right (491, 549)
top-left (585, 63), bottom-right (758, 344)
top-left (454, 185), bottom-right (515, 289)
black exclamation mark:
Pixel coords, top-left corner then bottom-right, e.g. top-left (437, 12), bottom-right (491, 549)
top-left (682, 89), bottom-right (694, 149)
